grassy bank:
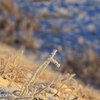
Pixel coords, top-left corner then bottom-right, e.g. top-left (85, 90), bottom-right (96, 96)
top-left (0, 43), bottom-right (100, 100)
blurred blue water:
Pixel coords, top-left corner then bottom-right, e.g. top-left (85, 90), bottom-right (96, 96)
top-left (12, 0), bottom-right (100, 58)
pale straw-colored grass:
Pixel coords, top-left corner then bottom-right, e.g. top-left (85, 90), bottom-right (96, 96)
top-left (0, 43), bottom-right (100, 100)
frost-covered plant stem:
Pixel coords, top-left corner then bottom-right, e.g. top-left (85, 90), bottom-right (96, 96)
top-left (20, 49), bottom-right (60, 97)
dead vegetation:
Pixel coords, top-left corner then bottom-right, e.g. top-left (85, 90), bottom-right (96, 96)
top-left (59, 47), bottom-right (100, 89)
top-left (0, 44), bottom-right (100, 100)
top-left (0, 0), bottom-right (41, 54)
top-left (0, 1), bottom-right (100, 98)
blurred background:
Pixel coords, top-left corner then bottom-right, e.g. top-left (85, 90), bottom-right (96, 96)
top-left (0, 0), bottom-right (100, 89)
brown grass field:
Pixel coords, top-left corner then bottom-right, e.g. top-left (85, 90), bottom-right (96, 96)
top-left (0, 43), bottom-right (100, 100)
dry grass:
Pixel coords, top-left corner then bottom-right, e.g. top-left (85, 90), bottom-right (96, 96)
top-left (0, 43), bottom-right (100, 100)
top-left (0, 0), bottom-right (41, 54)
top-left (0, 0), bottom-right (100, 90)
top-left (59, 47), bottom-right (100, 89)
top-left (0, 1), bottom-right (100, 99)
